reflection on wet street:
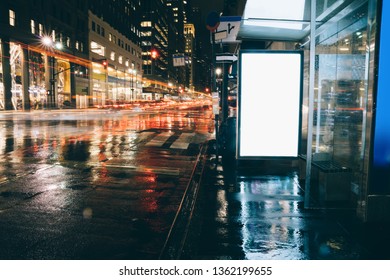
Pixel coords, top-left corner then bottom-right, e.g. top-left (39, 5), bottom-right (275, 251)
top-left (238, 176), bottom-right (305, 260)
top-left (0, 108), bottom-right (214, 259)
top-left (194, 158), bottom-right (369, 260)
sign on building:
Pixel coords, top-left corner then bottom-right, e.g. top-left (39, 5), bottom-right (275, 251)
top-left (173, 54), bottom-right (186, 67)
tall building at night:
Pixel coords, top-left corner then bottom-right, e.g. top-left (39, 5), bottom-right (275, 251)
top-left (138, 0), bottom-right (192, 99)
top-left (88, 0), bottom-right (143, 105)
top-left (166, 0), bottom-right (187, 94)
top-left (184, 23), bottom-right (195, 93)
top-left (190, 5), bottom-right (212, 93)
top-left (138, 0), bottom-right (169, 99)
top-left (89, 0), bottom-right (142, 47)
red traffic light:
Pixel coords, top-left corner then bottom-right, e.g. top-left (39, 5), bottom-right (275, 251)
top-left (151, 49), bottom-right (158, 59)
top-left (102, 60), bottom-right (108, 69)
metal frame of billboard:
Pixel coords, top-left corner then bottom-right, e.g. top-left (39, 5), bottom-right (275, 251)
top-left (237, 50), bottom-right (303, 159)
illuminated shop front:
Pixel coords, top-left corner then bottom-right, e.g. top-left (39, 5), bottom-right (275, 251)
top-left (2, 42), bottom-right (49, 110)
top-left (91, 63), bottom-right (140, 106)
top-left (107, 67), bottom-right (139, 103)
top-left (91, 62), bottom-right (106, 106)
top-left (56, 59), bottom-right (71, 107)
top-left (10, 42), bottom-right (23, 110)
top-left (28, 50), bottom-right (46, 109)
top-left (74, 66), bottom-right (89, 109)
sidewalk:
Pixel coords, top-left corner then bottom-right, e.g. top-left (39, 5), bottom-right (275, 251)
top-left (184, 140), bottom-right (390, 260)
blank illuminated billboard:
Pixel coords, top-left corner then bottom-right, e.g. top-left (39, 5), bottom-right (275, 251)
top-left (238, 51), bottom-right (303, 158)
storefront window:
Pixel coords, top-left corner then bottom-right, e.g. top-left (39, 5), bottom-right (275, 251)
top-left (28, 50), bottom-right (46, 109)
top-left (57, 60), bottom-right (71, 107)
top-left (10, 42), bottom-right (23, 110)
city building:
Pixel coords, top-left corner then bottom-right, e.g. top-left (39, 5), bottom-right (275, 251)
top-left (189, 6), bottom-right (212, 93)
top-left (0, 0), bottom-right (89, 110)
top-left (166, 0), bottom-right (187, 95)
top-left (88, 0), bottom-right (143, 105)
top-left (138, 0), bottom-right (195, 100)
top-left (0, 0), bottom-right (144, 109)
top-left (88, 12), bottom-right (142, 106)
top-left (139, 0), bottom-right (170, 100)
top-left (184, 23), bottom-right (195, 95)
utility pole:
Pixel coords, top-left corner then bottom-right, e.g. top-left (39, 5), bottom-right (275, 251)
top-left (206, 11), bottom-right (221, 164)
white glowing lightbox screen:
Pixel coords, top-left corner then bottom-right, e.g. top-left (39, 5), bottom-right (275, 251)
top-left (238, 51), bottom-right (303, 158)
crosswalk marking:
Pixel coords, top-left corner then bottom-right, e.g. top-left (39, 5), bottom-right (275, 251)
top-left (137, 131), bottom-right (155, 142)
top-left (145, 132), bottom-right (174, 147)
top-left (170, 133), bottom-right (195, 149)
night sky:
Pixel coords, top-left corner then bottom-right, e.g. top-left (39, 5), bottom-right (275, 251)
top-left (192, 0), bottom-right (224, 14)
top-left (189, 0), bottom-right (225, 43)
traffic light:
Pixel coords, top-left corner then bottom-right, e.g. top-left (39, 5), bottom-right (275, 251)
top-left (151, 49), bottom-right (158, 59)
top-left (102, 59), bottom-right (108, 69)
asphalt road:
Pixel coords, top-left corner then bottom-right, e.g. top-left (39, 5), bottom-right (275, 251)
top-left (0, 106), bottom-right (214, 259)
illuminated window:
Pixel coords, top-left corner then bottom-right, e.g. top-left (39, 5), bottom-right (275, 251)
top-left (141, 21), bottom-right (152, 27)
top-left (140, 31), bottom-right (152, 37)
top-left (39, 24), bottom-right (43, 36)
top-left (76, 41), bottom-right (84, 52)
top-left (90, 41), bottom-right (105, 56)
top-left (118, 55), bottom-right (123, 64)
top-left (30, 20), bottom-right (35, 34)
top-left (9, 10), bottom-right (16, 26)
top-left (110, 51), bottom-right (116, 61)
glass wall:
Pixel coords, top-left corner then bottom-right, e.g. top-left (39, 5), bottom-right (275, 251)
top-left (91, 64), bottom-right (140, 107)
top-left (28, 50), bottom-right (47, 109)
top-left (10, 42), bottom-right (23, 110)
top-left (307, 0), bottom-right (372, 207)
top-left (56, 59), bottom-right (71, 107)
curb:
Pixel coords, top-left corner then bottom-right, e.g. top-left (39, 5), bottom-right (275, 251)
top-left (159, 141), bottom-right (210, 260)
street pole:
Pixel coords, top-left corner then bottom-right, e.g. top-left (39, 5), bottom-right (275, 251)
top-left (131, 70), bottom-right (134, 102)
top-left (49, 56), bottom-right (55, 109)
top-left (211, 31), bottom-right (219, 164)
top-left (222, 63), bottom-right (229, 122)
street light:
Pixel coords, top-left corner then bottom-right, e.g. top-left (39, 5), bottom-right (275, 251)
top-left (215, 67), bottom-right (222, 94)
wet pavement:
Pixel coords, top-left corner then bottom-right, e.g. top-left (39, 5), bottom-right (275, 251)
top-left (0, 107), bottom-right (214, 259)
top-left (183, 141), bottom-right (390, 260)
top-left (2, 108), bottom-right (390, 260)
